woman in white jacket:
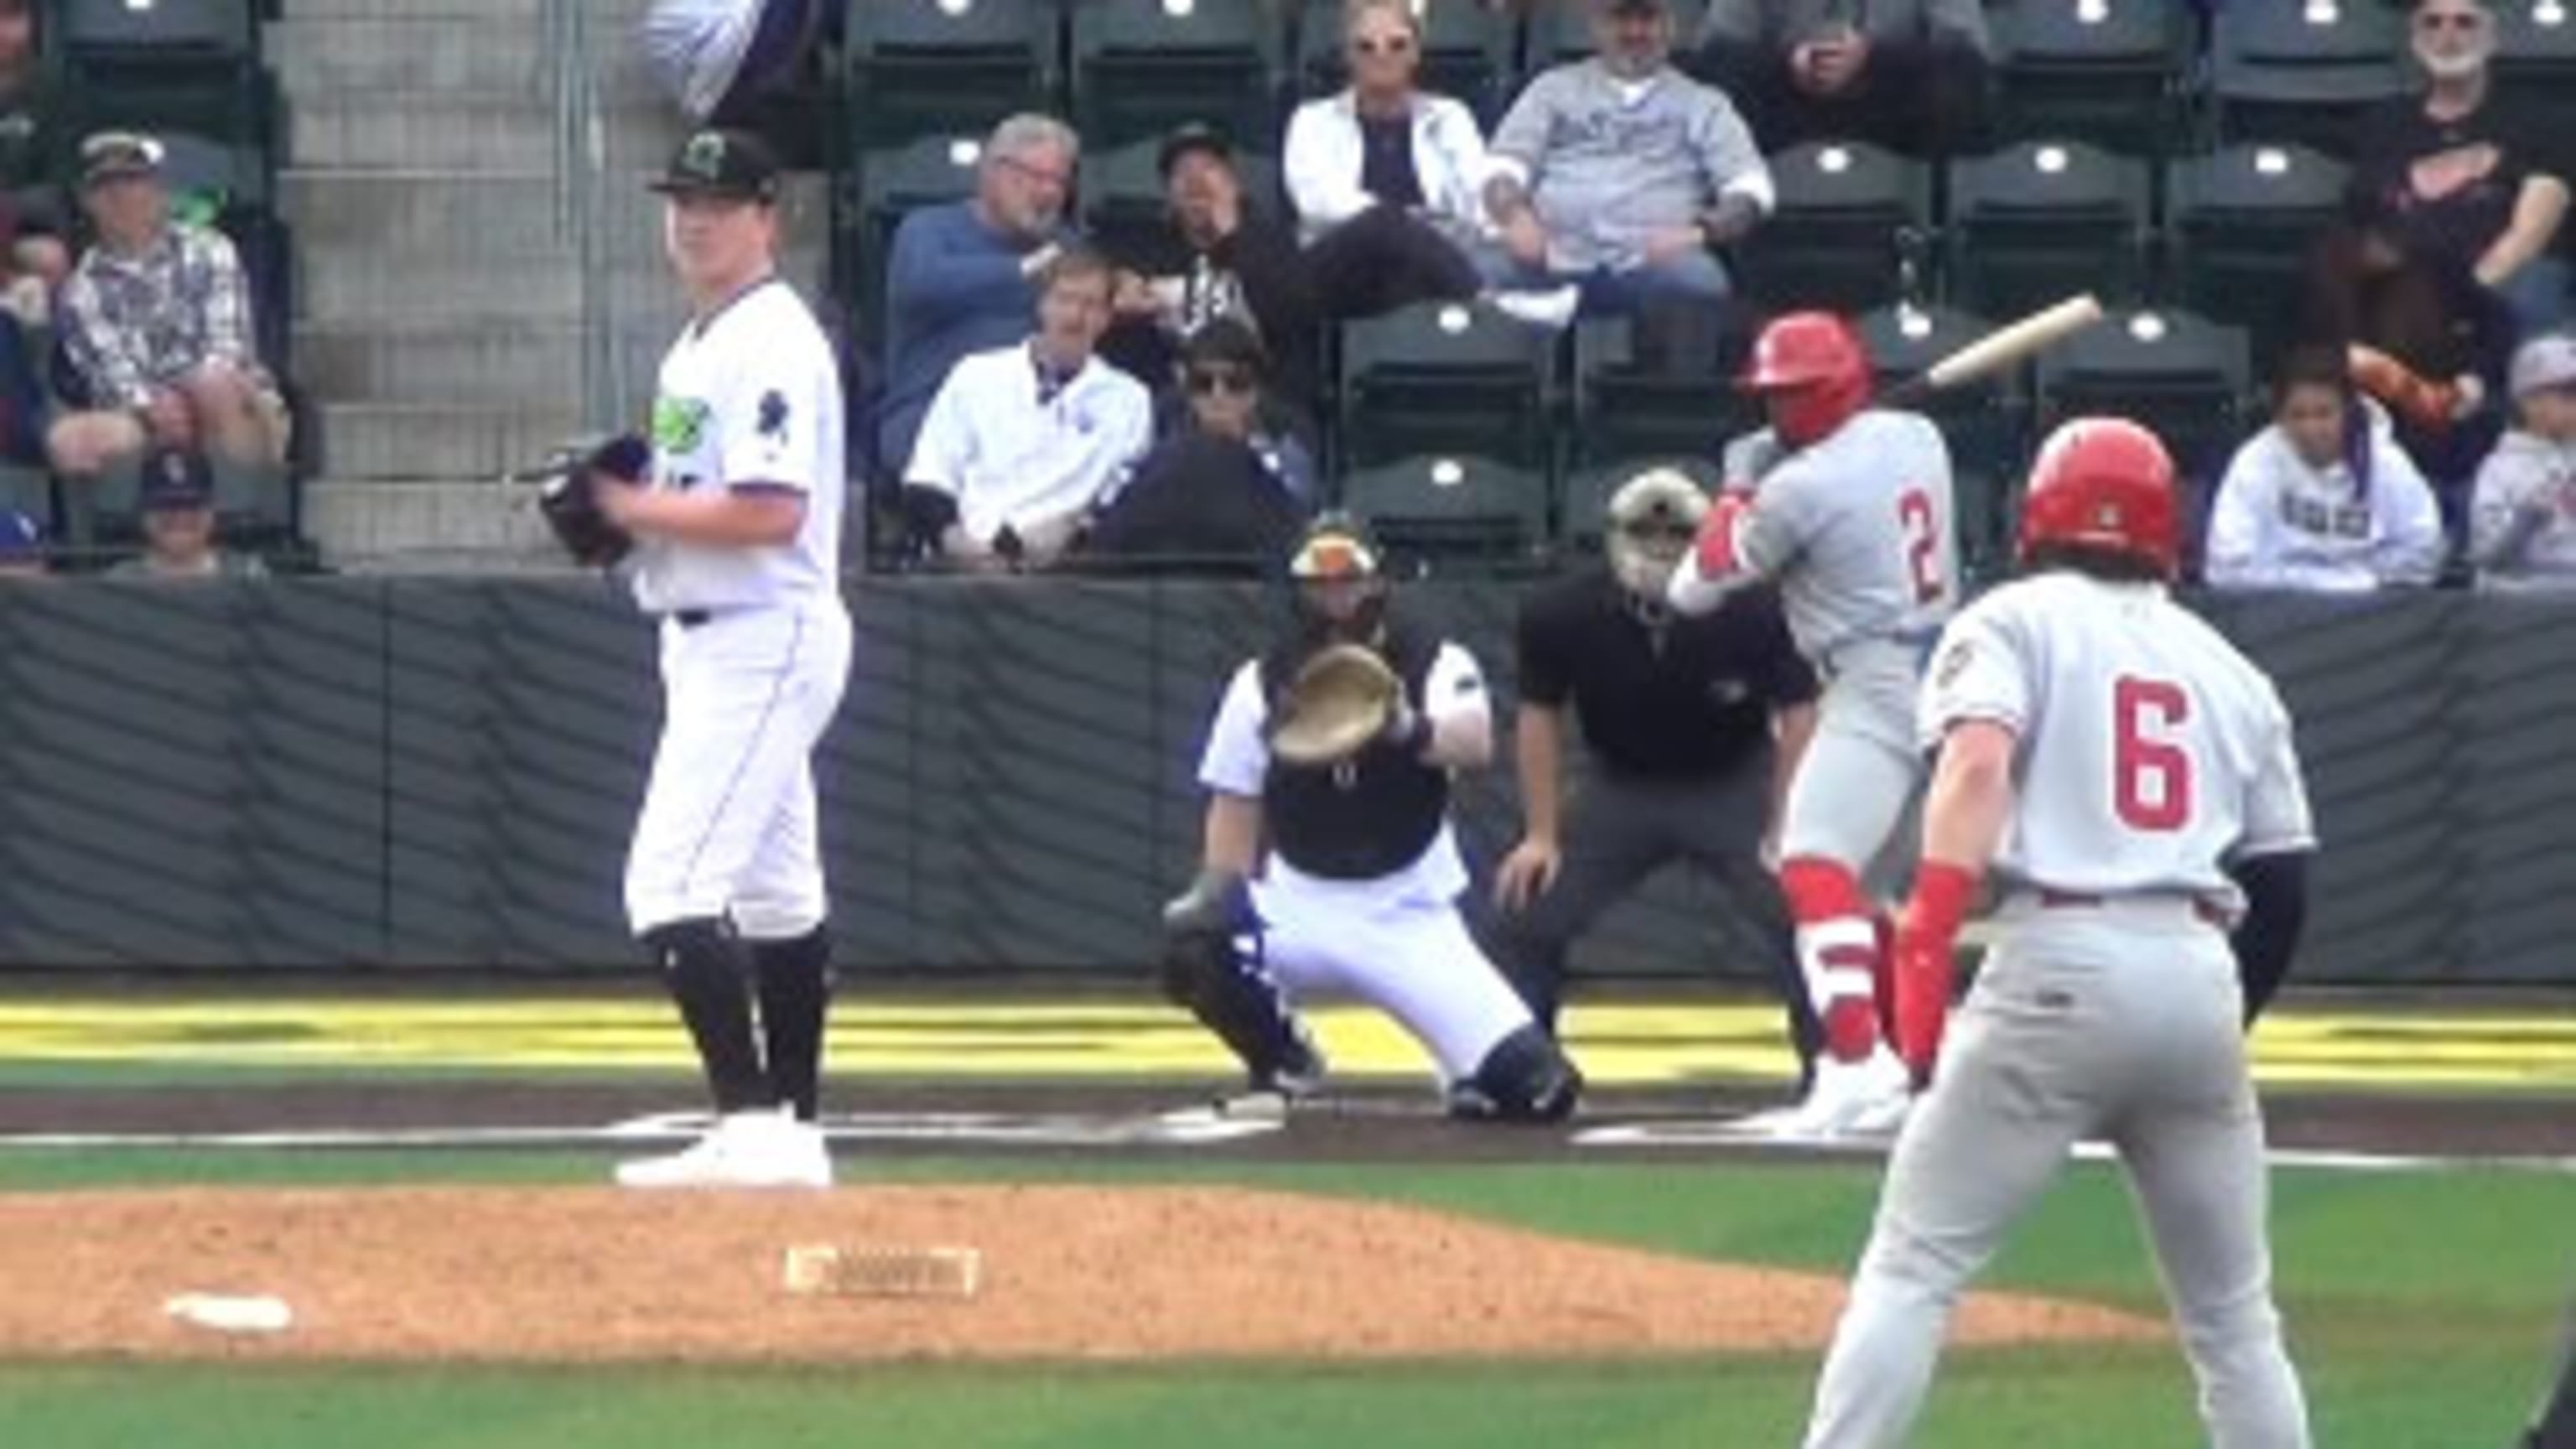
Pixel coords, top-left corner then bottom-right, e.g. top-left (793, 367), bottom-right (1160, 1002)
top-left (2205, 345), bottom-right (2448, 593)
top-left (1286, 0), bottom-right (1565, 322)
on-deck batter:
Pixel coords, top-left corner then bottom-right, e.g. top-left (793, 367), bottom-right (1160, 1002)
top-left (1668, 311), bottom-right (1960, 1137)
top-left (1802, 418), bottom-right (2314, 1448)
top-left (598, 128), bottom-right (853, 1191)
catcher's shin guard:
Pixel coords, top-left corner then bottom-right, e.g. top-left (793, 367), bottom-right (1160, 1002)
top-left (1160, 872), bottom-right (1313, 1088)
top-left (1779, 857), bottom-right (1887, 1064)
top-left (1447, 1024), bottom-right (1583, 1123)
top-left (643, 918), bottom-right (772, 1114)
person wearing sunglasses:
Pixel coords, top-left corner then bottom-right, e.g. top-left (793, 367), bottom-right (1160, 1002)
top-left (1086, 318), bottom-right (1314, 569)
top-left (2349, 0), bottom-right (2568, 340)
top-left (1285, 0), bottom-right (1573, 325)
top-left (1478, 465), bottom-right (1823, 1088)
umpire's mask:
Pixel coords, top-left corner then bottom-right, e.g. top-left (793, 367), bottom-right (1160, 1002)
top-left (1606, 468), bottom-right (1709, 602)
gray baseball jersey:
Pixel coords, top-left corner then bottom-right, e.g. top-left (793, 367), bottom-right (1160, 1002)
top-left (1804, 569), bottom-right (2316, 1448)
top-left (1734, 409), bottom-right (1960, 666)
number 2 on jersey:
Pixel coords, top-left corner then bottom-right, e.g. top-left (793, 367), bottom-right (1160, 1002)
top-left (1898, 489), bottom-right (1942, 605)
top-left (2112, 677), bottom-right (2192, 832)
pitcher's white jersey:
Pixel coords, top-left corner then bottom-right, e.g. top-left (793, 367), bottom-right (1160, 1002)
top-left (630, 277), bottom-right (845, 615)
top-left (1920, 572), bottom-right (2315, 905)
top-left (1735, 410), bottom-right (1960, 662)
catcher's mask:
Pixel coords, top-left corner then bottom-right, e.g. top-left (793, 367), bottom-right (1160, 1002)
top-left (1604, 468), bottom-right (1708, 601)
top-left (1287, 513), bottom-right (1389, 647)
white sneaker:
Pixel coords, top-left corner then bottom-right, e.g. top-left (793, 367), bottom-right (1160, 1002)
top-left (1743, 1048), bottom-right (1914, 1140)
top-left (1488, 284), bottom-right (1581, 330)
top-left (615, 1109), bottom-right (834, 1190)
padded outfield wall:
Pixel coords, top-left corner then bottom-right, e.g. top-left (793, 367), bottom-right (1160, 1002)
top-left (0, 577), bottom-right (2566, 984)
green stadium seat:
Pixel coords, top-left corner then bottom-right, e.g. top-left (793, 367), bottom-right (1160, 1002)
top-left (1570, 315), bottom-right (1753, 470)
top-left (1340, 453), bottom-right (1550, 569)
top-left (845, 0), bottom-right (1060, 152)
top-left (2036, 307), bottom-right (2251, 553)
top-left (1989, 0), bottom-right (2192, 157)
top-left (1736, 138), bottom-right (1932, 314)
top-left (2493, 2), bottom-right (2576, 135)
top-left (1069, 0), bottom-right (1285, 151)
top-left (1946, 138), bottom-right (2153, 320)
top-left (1337, 299), bottom-right (1557, 472)
top-left (2210, 0), bottom-right (2409, 160)
top-left (57, 0), bottom-right (257, 59)
top-left (1295, 0), bottom-right (1513, 121)
top-left (2165, 142), bottom-right (2348, 373)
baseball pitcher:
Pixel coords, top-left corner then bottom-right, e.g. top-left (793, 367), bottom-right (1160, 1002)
top-left (579, 129), bottom-right (852, 1191)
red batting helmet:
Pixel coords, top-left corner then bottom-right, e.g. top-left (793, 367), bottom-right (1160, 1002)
top-left (2016, 417), bottom-right (2180, 578)
top-left (1740, 311), bottom-right (1872, 448)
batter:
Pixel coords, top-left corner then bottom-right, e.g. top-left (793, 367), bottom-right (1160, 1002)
top-left (599, 128), bottom-right (852, 1190)
top-left (1669, 311), bottom-right (1960, 1136)
top-left (1802, 418), bottom-right (2314, 1448)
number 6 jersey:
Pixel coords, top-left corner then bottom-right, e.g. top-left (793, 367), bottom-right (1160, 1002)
top-left (1920, 571), bottom-right (2315, 906)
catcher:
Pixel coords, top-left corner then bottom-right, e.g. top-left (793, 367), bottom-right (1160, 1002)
top-left (1161, 513), bottom-right (1581, 1121)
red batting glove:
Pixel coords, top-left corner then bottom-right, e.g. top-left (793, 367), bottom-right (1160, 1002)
top-left (1693, 492), bottom-right (1752, 579)
top-left (1892, 860), bottom-right (1981, 1087)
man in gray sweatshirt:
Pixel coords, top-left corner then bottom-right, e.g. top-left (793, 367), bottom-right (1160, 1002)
top-left (1483, 0), bottom-right (1773, 329)
top-left (2470, 333), bottom-right (2576, 591)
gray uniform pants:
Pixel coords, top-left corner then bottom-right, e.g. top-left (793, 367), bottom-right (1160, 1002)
top-left (1805, 898), bottom-right (2310, 1449)
top-left (1480, 765), bottom-right (1821, 1073)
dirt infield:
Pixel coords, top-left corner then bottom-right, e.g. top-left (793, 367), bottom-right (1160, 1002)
top-left (0, 1186), bottom-right (2158, 1364)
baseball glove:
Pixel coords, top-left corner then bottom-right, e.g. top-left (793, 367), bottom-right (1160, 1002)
top-left (538, 434), bottom-right (648, 568)
top-left (1268, 643), bottom-right (1404, 766)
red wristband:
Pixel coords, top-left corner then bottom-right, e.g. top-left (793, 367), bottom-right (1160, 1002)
top-left (1907, 860), bottom-right (1981, 940)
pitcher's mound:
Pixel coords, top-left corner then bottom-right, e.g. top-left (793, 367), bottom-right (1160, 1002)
top-left (0, 1186), bottom-right (2158, 1363)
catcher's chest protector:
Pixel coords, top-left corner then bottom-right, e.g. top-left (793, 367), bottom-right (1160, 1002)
top-left (1258, 624), bottom-right (1447, 880)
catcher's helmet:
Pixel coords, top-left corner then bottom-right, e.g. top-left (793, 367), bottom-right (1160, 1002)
top-left (1741, 311), bottom-right (1872, 448)
top-left (1286, 512), bottom-right (1389, 643)
top-left (2017, 417), bottom-right (2179, 579)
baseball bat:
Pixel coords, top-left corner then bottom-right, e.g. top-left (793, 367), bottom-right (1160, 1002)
top-left (1883, 293), bottom-right (2106, 406)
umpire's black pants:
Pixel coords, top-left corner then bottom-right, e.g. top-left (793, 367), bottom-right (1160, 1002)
top-left (1477, 763), bottom-right (1822, 1087)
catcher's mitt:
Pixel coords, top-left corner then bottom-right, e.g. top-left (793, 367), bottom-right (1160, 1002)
top-left (1269, 643), bottom-right (1403, 766)
top-left (539, 434), bottom-right (648, 568)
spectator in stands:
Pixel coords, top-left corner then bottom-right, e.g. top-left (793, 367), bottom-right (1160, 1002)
top-left (106, 447), bottom-right (266, 582)
top-left (1103, 124), bottom-right (1322, 422)
top-left (0, 506), bottom-right (42, 579)
top-left (641, 0), bottom-right (828, 143)
top-left (901, 247), bottom-right (1153, 572)
top-left (2349, 0), bottom-right (2569, 338)
top-left (1285, 0), bottom-right (1574, 326)
top-left (1086, 319), bottom-right (1313, 569)
top-left (2470, 334), bottom-right (2576, 590)
top-left (2205, 345), bottom-right (2446, 593)
top-left (875, 113), bottom-right (1081, 481)
top-left (1691, 0), bottom-right (1992, 158)
top-left (46, 133), bottom-right (288, 499)
top-left (0, 0), bottom-right (67, 316)
top-left (1483, 0), bottom-right (1772, 332)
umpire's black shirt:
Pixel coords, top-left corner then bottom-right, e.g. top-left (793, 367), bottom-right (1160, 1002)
top-left (1516, 567), bottom-right (1818, 782)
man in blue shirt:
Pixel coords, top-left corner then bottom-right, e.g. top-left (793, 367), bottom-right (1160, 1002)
top-left (875, 113), bottom-right (1082, 481)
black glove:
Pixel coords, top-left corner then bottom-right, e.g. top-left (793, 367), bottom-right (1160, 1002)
top-left (539, 434), bottom-right (647, 568)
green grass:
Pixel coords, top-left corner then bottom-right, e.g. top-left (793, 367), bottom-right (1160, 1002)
top-left (0, 1150), bottom-right (2563, 1446)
